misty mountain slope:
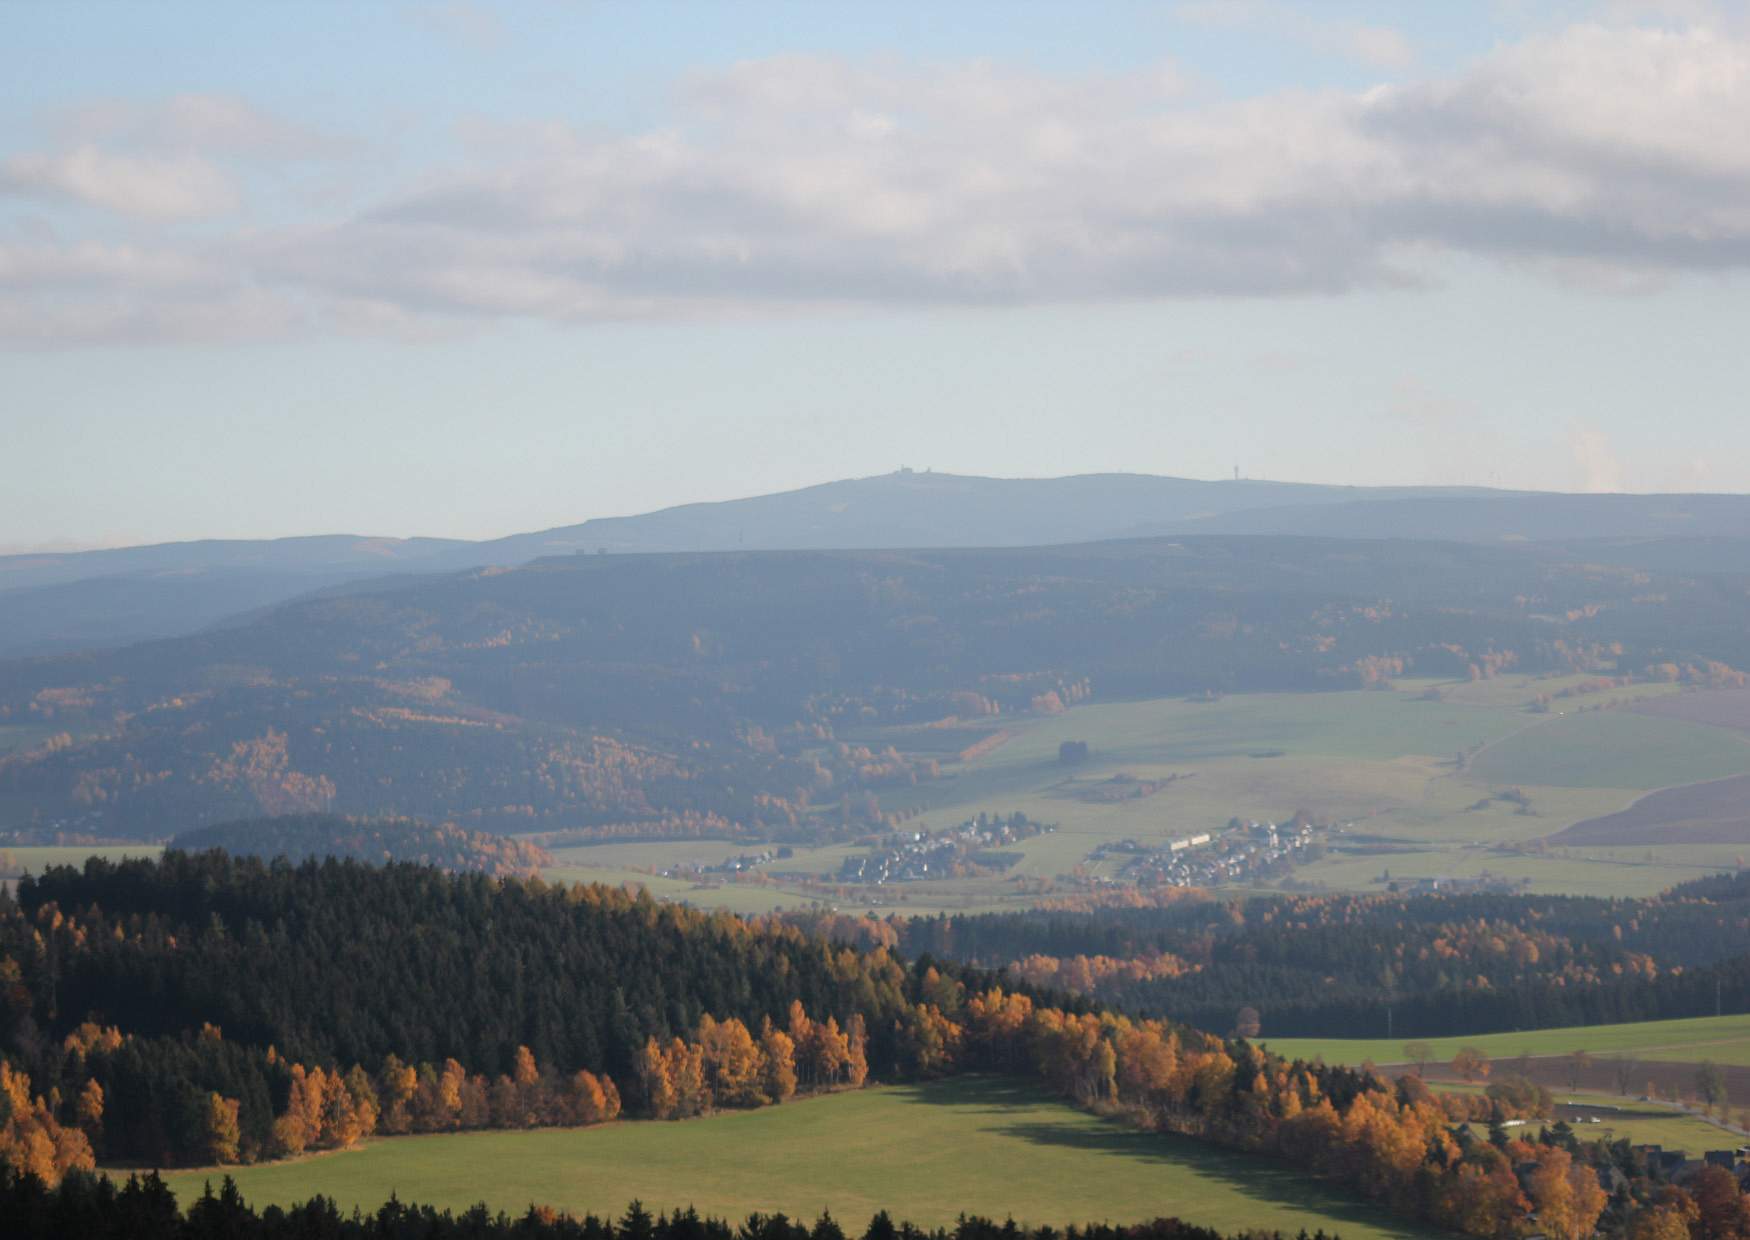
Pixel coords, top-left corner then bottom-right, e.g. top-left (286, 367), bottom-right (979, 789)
top-left (4, 533), bottom-right (1747, 841)
top-left (0, 568), bottom-right (415, 659)
top-left (0, 536), bottom-right (472, 660)
top-left (0, 532), bottom-right (468, 591)
top-left (0, 472), bottom-right (1517, 660)
top-left (472, 471), bottom-right (1503, 559)
top-left (8, 470), bottom-right (1750, 661)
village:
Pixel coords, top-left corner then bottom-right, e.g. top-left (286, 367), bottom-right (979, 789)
top-left (831, 812), bottom-right (1050, 885)
top-left (1088, 816), bottom-right (1327, 887)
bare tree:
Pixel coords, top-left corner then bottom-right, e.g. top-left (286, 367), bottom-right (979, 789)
top-left (1565, 1050), bottom-right (1593, 1092)
top-left (1403, 1041), bottom-right (1435, 1076)
top-left (1695, 1061), bottom-right (1727, 1114)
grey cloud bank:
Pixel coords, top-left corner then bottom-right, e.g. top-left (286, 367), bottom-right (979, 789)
top-left (4, 22), bottom-right (1750, 346)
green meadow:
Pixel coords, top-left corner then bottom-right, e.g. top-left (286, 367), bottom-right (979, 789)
top-left (161, 1077), bottom-right (1429, 1239)
top-left (1478, 1103), bottom-right (1740, 1152)
top-left (0, 725), bottom-right (54, 756)
top-left (1466, 710), bottom-right (1750, 790)
top-left (2, 844), bottom-right (163, 874)
top-left (1260, 1013), bottom-right (1750, 1069)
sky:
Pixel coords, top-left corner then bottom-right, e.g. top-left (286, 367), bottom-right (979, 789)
top-left (4, 1), bottom-right (1750, 548)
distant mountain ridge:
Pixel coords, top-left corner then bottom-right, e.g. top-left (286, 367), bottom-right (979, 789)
top-left (4, 470), bottom-right (1749, 657)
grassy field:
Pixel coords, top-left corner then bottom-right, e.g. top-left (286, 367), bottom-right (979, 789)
top-left (1433, 676), bottom-right (1681, 712)
top-left (1285, 845), bottom-right (1745, 899)
top-left (1467, 711), bottom-right (1750, 790)
top-left (1261, 1014), bottom-right (1750, 1069)
top-left (0, 725), bottom-right (53, 756)
top-left (3, 844), bottom-right (163, 873)
top-left (1465, 1101), bottom-right (1739, 1152)
top-left (159, 1077), bottom-right (1428, 1239)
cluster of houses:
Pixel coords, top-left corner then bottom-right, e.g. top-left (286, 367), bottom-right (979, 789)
top-left (1480, 1126), bottom-right (1749, 1205)
top-left (1583, 1144), bottom-right (1748, 1195)
top-left (1630, 1144), bottom-right (1750, 1185)
top-left (834, 813), bottom-right (1049, 884)
top-left (1093, 817), bottom-right (1324, 887)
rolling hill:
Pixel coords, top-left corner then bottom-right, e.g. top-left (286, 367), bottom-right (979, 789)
top-left (5, 533), bottom-right (1750, 842)
top-left (11, 470), bottom-right (1750, 658)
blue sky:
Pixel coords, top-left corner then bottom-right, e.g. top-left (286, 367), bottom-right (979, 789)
top-left (4, 2), bottom-right (1750, 547)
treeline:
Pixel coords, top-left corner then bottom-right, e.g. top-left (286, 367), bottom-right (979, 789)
top-left (1, 1172), bottom-right (1331, 1240)
top-left (169, 814), bottom-right (552, 876)
top-left (6, 1020), bottom-right (626, 1174)
top-left (0, 1002), bottom-right (885, 1171)
top-left (634, 1007), bottom-right (868, 1117)
top-left (869, 879), bottom-right (1750, 1038)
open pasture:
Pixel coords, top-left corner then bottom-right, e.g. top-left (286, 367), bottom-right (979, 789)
top-left (1261, 1013), bottom-right (1750, 1071)
top-left (1632, 689), bottom-right (1750, 733)
top-left (160, 1077), bottom-right (1422, 1239)
top-left (0, 725), bottom-right (54, 756)
top-left (2, 843), bottom-right (163, 874)
top-left (1466, 1101), bottom-right (1740, 1153)
top-left (1465, 710), bottom-right (1750, 791)
top-left (1283, 844), bottom-right (1736, 899)
top-left (1431, 675), bottom-right (1681, 712)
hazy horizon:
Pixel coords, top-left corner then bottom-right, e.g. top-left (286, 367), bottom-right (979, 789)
top-left (4, 461), bottom-right (1735, 556)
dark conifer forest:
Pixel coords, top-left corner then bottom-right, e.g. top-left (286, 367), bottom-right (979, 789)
top-left (877, 872), bottom-right (1750, 1038)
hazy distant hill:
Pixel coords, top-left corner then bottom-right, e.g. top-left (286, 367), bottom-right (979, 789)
top-left (472, 471), bottom-right (1497, 559)
top-left (6, 533), bottom-right (1750, 841)
top-left (0, 536), bottom-right (471, 659)
top-left (6, 470), bottom-right (1750, 658)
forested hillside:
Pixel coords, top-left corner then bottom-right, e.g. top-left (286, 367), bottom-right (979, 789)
top-left (7, 535), bottom-right (1750, 841)
top-left (833, 873), bottom-right (1750, 1038)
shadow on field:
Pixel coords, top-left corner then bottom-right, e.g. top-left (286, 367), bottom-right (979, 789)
top-left (893, 1077), bottom-right (1429, 1240)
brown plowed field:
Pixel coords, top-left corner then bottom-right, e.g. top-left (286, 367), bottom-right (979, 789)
top-left (1632, 689), bottom-right (1750, 733)
top-left (1552, 773), bottom-right (1750, 844)
top-left (1414, 1055), bottom-right (1750, 1104)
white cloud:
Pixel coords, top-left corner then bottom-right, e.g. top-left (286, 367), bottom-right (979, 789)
top-left (0, 238), bottom-right (218, 289)
top-left (50, 93), bottom-right (341, 160)
top-left (0, 147), bottom-right (240, 219)
top-left (5, 21), bottom-right (1750, 344)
